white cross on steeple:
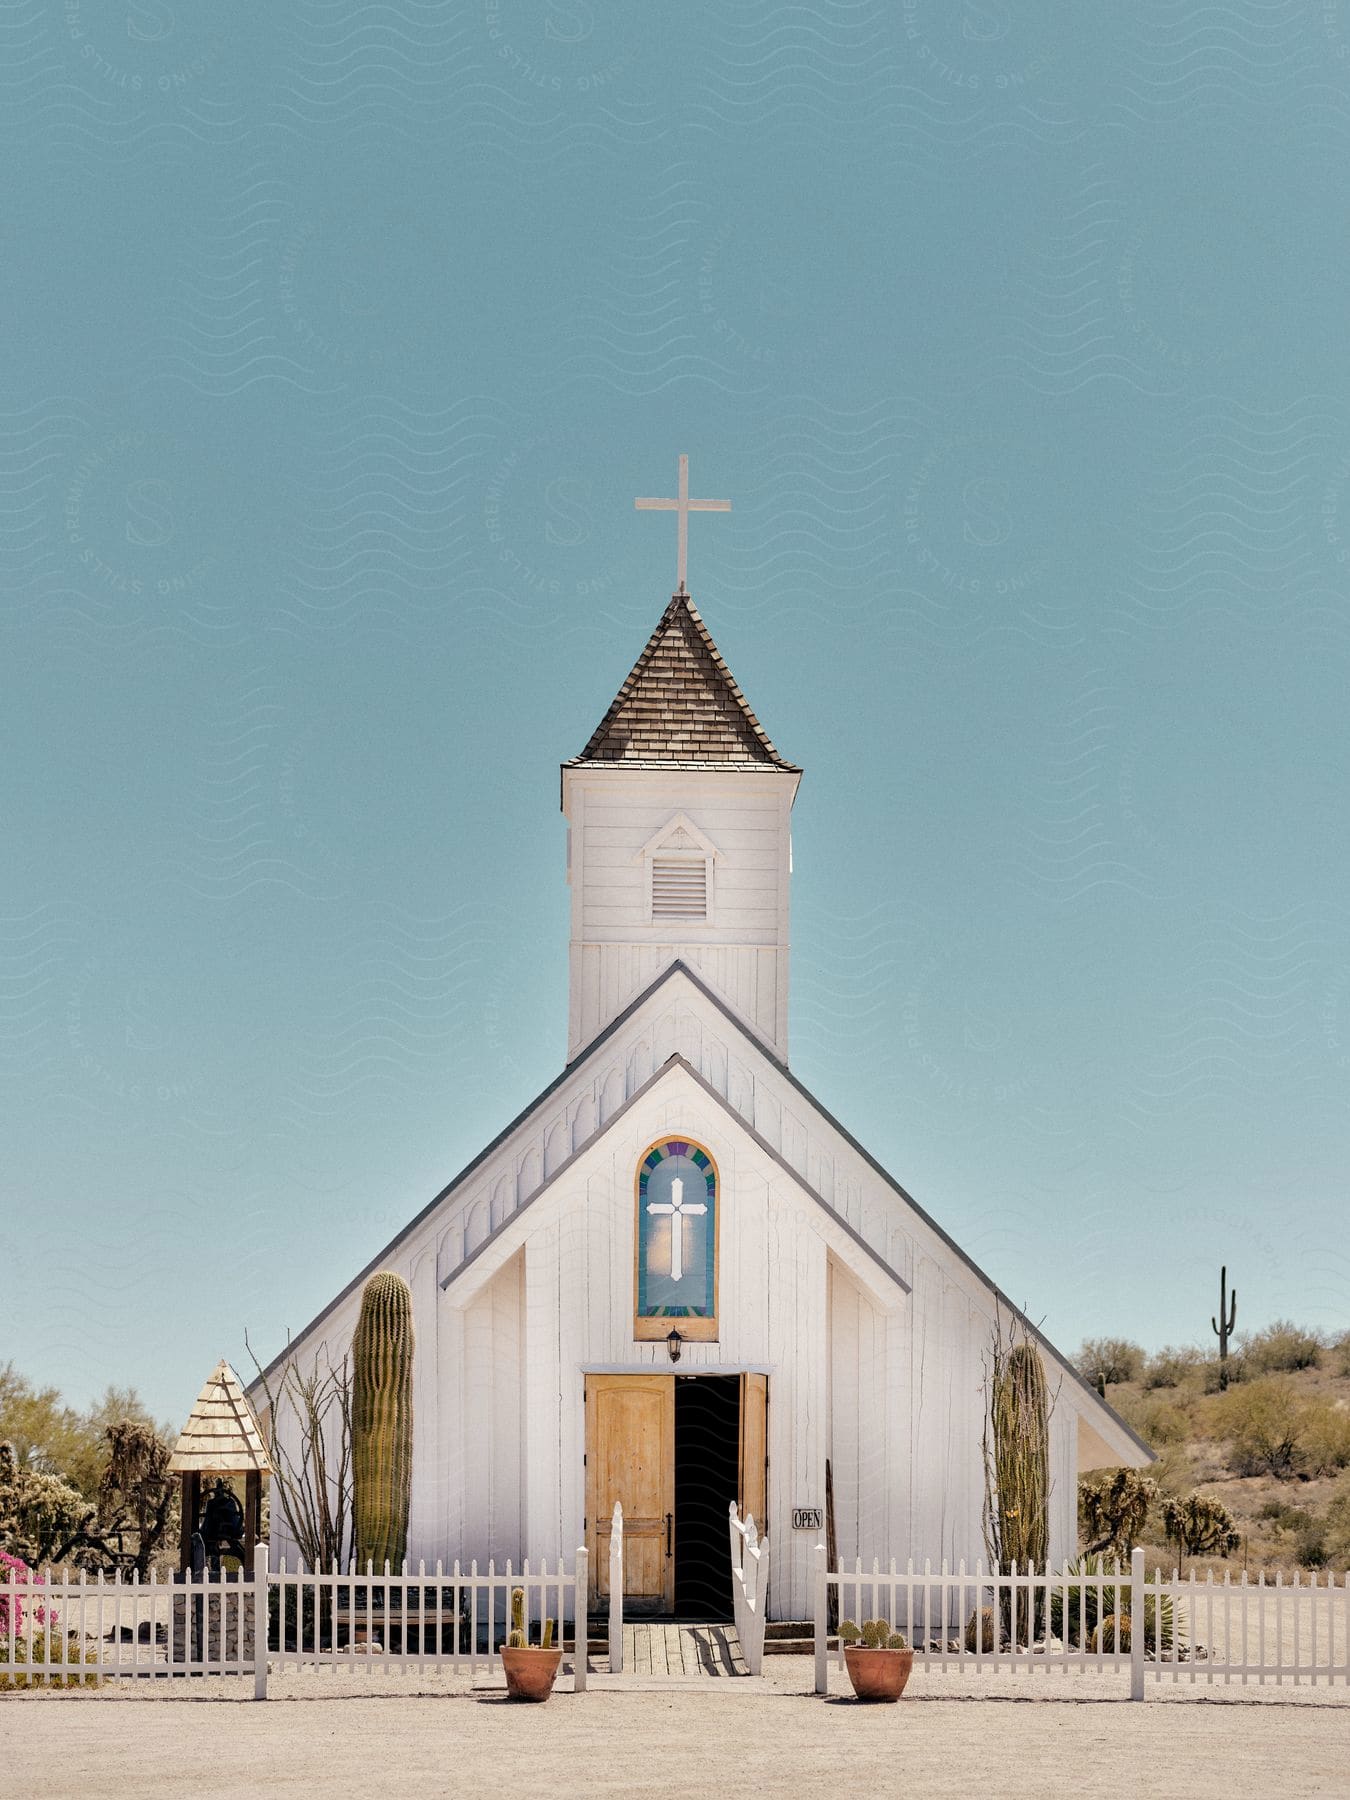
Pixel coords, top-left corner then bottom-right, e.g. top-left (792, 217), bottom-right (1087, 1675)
top-left (645, 1175), bottom-right (707, 1282)
top-left (634, 454), bottom-right (731, 594)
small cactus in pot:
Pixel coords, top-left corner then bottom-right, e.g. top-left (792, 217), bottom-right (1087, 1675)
top-left (838, 1618), bottom-right (914, 1702)
top-left (501, 1585), bottom-right (563, 1702)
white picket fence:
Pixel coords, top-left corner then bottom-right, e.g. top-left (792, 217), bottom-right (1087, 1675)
top-left (271, 1546), bottom-right (588, 1692)
top-left (814, 1547), bottom-right (1350, 1699)
top-left (2, 1545), bottom-right (588, 1697)
top-left (2, 1552), bottom-right (268, 1694)
top-left (727, 1503), bottom-right (769, 1675)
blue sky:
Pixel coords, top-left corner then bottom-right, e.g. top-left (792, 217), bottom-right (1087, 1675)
top-left (5, 4), bottom-right (1348, 1424)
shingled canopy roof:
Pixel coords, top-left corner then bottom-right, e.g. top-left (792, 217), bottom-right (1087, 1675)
top-left (565, 592), bottom-right (800, 772)
top-left (167, 1359), bottom-right (272, 1476)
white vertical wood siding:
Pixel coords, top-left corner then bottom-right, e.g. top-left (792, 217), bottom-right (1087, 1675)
top-left (564, 769), bottom-right (795, 1061)
top-left (255, 969), bottom-right (1144, 1612)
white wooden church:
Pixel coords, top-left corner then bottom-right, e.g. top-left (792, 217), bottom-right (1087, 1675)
top-left (253, 479), bottom-right (1150, 1621)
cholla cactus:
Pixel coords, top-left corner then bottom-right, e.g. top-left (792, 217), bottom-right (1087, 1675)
top-left (839, 1618), bottom-right (907, 1650)
top-left (1161, 1491), bottom-right (1240, 1558)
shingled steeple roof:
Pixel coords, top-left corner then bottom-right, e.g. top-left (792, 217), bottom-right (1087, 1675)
top-left (566, 593), bottom-right (800, 772)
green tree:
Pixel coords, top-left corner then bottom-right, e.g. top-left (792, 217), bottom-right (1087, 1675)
top-left (1076, 1339), bottom-right (1144, 1387)
top-left (0, 1365), bottom-right (86, 1482)
top-left (1211, 1377), bottom-right (1308, 1478)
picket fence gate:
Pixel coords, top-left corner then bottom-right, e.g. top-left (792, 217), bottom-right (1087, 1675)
top-left (728, 1502), bottom-right (769, 1675)
top-left (814, 1546), bottom-right (1350, 1699)
top-left (2, 1545), bottom-right (589, 1698)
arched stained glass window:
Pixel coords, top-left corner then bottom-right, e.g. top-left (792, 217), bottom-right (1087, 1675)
top-left (634, 1136), bottom-right (719, 1342)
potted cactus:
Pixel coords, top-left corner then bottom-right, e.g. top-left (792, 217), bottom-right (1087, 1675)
top-left (500, 1586), bottom-right (562, 1702)
top-left (838, 1618), bottom-right (914, 1702)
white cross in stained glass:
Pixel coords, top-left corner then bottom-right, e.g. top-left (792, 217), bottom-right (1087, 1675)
top-left (645, 1175), bottom-right (707, 1283)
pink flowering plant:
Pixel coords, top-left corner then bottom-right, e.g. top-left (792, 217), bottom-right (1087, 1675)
top-left (0, 1551), bottom-right (54, 1636)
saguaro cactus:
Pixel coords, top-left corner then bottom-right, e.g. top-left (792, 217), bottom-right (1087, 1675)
top-left (1211, 1266), bottom-right (1237, 1390)
top-left (352, 1271), bottom-right (414, 1574)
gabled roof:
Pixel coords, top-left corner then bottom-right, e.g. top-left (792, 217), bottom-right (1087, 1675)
top-left (565, 592), bottom-right (801, 772)
top-left (442, 1052), bottom-right (913, 1310)
top-left (169, 1360), bottom-right (272, 1476)
top-left (245, 959), bottom-right (1152, 1466)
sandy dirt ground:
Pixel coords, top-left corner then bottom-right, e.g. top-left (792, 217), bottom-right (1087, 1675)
top-left (6, 1661), bottom-right (1350, 1800)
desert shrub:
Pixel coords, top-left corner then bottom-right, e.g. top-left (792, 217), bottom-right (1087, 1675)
top-left (1143, 1346), bottom-right (1201, 1390)
top-left (1301, 1402), bottom-right (1350, 1477)
top-left (1244, 1322), bottom-right (1324, 1375)
top-left (1257, 1500), bottom-right (1334, 1568)
top-left (1161, 1491), bottom-right (1240, 1558)
top-left (1257, 1500), bottom-right (1312, 1532)
top-left (1332, 1332), bottom-right (1350, 1379)
top-left (1076, 1339), bottom-right (1144, 1387)
top-left (1210, 1378), bottom-right (1307, 1477)
top-left (0, 1629), bottom-right (98, 1689)
top-left (1079, 1468), bottom-right (1157, 1556)
top-left (1323, 1481), bottom-right (1350, 1566)
top-left (1134, 1398), bottom-right (1192, 1447)
top-left (1202, 1349), bottom-right (1248, 1393)
top-left (1295, 1522), bottom-right (1329, 1568)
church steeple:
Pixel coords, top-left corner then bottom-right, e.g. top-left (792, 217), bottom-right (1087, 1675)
top-left (561, 592), bottom-right (801, 1064)
top-left (567, 592), bottom-right (800, 773)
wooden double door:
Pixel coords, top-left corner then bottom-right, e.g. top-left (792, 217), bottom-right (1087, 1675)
top-left (585, 1372), bottom-right (767, 1616)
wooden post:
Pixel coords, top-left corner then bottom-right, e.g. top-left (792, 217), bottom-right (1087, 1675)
top-left (254, 1542), bottom-right (269, 1700)
top-left (814, 1541), bottom-right (829, 1696)
top-left (573, 1548), bottom-right (588, 1693)
top-left (244, 1471), bottom-right (262, 1551)
top-left (179, 1473), bottom-right (201, 1573)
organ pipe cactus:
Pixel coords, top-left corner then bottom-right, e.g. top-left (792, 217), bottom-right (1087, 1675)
top-left (352, 1272), bottom-right (414, 1575)
top-left (992, 1341), bottom-right (1050, 1573)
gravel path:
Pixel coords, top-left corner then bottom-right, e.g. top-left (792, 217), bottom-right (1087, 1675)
top-left (6, 1661), bottom-right (1350, 1799)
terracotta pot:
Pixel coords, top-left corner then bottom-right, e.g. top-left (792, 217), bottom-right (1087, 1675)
top-left (843, 1645), bottom-right (914, 1702)
top-left (501, 1645), bottom-right (563, 1702)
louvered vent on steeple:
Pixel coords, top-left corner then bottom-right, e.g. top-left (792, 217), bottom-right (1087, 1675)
top-left (640, 814), bottom-right (719, 925)
top-left (651, 855), bottom-right (707, 921)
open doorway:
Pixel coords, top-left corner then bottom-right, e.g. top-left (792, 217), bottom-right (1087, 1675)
top-left (673, 1375), bottom-right (740, 1618)
top-left (585, 1371), bottom-right (767, 1618)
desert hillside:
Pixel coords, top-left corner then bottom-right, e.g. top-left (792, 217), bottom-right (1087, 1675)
top-left (1077, 1323), bottom-right (1350, 1574)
